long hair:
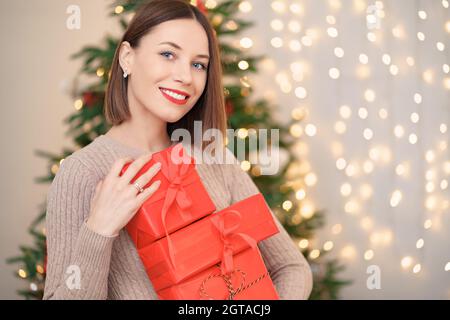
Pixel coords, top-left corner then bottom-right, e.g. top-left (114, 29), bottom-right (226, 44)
top-left (104, 0), bottom-right (227, 149)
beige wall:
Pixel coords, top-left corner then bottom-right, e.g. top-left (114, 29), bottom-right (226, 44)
top-left (0, 0), bottom-right (120, 299)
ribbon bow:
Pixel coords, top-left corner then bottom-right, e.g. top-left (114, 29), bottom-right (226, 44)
top-left (210, 210), bottom-right (257, 275)
top-left (155, 144), bottom-right (195, 269)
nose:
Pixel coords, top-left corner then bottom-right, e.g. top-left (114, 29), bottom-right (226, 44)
top-left (173, 59), bottom-right (192, 85)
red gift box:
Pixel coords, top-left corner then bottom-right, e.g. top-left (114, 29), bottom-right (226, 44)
top-left (157, 247), bottom-right (279, 300)
top-left (120, 143), bottom-right (216, 248)
top-left (138, 193), bottom-right (279, 291)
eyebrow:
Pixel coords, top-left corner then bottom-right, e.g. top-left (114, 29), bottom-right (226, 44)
top-left (158, 41), bottom-right (210, 60)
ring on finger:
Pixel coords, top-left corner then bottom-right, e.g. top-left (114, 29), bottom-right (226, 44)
top-left (133, 182), bottom-right (144, 194)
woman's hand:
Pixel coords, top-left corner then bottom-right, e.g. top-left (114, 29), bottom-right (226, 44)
top-left (86, 153), bottom-right (161, 237)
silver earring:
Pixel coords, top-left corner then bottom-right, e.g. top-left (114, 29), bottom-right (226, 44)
top-left (123, 69), bottom-right (128, 78)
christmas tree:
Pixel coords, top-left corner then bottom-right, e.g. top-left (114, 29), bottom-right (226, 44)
top-left (7, 0), bottom-right (350, 300)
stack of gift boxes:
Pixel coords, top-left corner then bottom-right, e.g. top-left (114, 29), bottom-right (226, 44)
top-left (120, 143), bottom-right (280, 300)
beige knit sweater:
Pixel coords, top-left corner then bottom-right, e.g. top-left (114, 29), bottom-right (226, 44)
top-left (43, 134), bottom-right (313, 300)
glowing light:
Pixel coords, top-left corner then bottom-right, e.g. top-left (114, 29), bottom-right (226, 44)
top-left (364, 250), bottom-right (374, 261)
top-left (363, 160), bottom-right (374, 174)
top-left (390, 190), bottom-right (403, 207)
top-left (326, 15), bottom-right (336, 24)
top-left (298, 239), bottom-right (309, 249)
top-left (360, 184), bottom-right (373, 199)
top-left (331, 223), bottom-right (342, 235)
top-left (300, 200), bottom-right (315, 219)
top-left (413, 264), bottom-right (421, 274)
top-left (334, 121), bottom-right (347, 134)
top-left (336, 158), bottom-right (347, 170)
top-left (395, 162), bottom-right (409, 177)
top-left (364, 89), bottom-right (376, 102)
top-left (410, 112), bottom-right (420, 123)
top-left (406, 57), bottom-right (415, 66)
top-left (344, 199), bottom-right (360, 215)
top-left (238, 60), bottom-right (249, 70)
top-left (290, 124), bottom-right (303, 138)
top-left (445, 262), bottom-right (450, 272)
top-left (282, 200), bottom-right (293, 211)
top-left (423, 69), bottom-right (434, 83)
top-left (271, 19), bottom-right (284, 31)
top-left (367, 32), bottom-right (377, 42)
top-left (363, 128), bottom-right (373, 140)
top-left (323, 241), bottom-right (334, 251)
top-left (327, 27), bottom-right (338, 38)
top-left (289, 40), bottom-right (302, 52)
top-left (416, 238), bottom-right (424, 249)
top-left (309, 249), bottom-right (320, 259)
top-left (114, 6), bottom-right (124, 14)
top-left (240, 37), bottom-right (253, 49)
top-left (271, 1), bottom-right (286, 13)
top-left (409, 134), bottom-right (418, 145)
top-left (295, 86), bottom-right (308, 99)
top-left (401, 256), bottom-right (413, 269)
top-left (288, 20), bottom-right (302, 33)
top-left (389, 65), bottom-right (399, 76)
top-left (339, 105), bottom-right (352, 119)
top-left (380, 109), bottom-right (390, 120)
top-left (392, 25), bottom-right (405, 38)
top-left (74, 99), bottom-right (83, 110)
top-left (238, 1), bottom-right (252, 13)
top-left (394, 125), bottom-right (405, 138)
top-left (334, 47), bottom-right (344, 58)
top-left (424, 219), bottom-right (432, 229)
top-left (329, 67), bottom-right (340, 79)
top-left (361, 216), bottom-right (374, 230)
top-left (296, 189), bottom-right (306, 200)
top-left (270, 37), bottom-right (283, 48)
top-left (359, 54), bottom-right (369, 64)
top-left (358, 107), bottom-right (368, 119)
top-left (418, 11), bottom-right (427, 20)
top-left (240, 160), bottom-right (251, 171)
top-left (341, 245), bottom-right (357, 259)
top-left (340, 183), bottom-right (352, 197)
top-left (417, 32), bottom-right (425, 41)
top-left (425, 150), bottom-right (435, 163)
top-left (305, 172), bottom-right (318, 186)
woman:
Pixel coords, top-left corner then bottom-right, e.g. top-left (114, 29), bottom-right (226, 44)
top-left (43, 0), bottom-right (313, 300)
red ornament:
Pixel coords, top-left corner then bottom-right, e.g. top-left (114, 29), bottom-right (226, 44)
top-left (194, 0), bottom-right (208, 15)
top-left (225, 99), bottom-right (234, 116)
top-left (82, 91), bottom-right (96, 107)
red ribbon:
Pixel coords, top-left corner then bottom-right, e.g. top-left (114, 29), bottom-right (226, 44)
top-left (154, 144), bottom-right (194, 269)
top-left (211, 210), bottom-right (257, 275)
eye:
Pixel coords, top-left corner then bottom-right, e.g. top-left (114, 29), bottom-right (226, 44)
top-left (160, 51), bottom-right (174, 59)
top-left (193, 62), bottom-right (207, 71)
top-left (160, 51), bottom-right (208, 71)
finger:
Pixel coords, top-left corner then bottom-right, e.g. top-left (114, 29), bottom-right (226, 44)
top-left (132, 162), bottom-right (161, 190)
top-left (120, 152), bottom-right (153, 185)
top-left (107, 157), bottom-right (134, 181)
top-left (136, 180), bottom-right (161, 205)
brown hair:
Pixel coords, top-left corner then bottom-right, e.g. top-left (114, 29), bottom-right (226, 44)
top-left (104, 0), bottom-right (227, 148)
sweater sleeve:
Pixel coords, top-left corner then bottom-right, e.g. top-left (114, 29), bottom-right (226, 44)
top-left (221, 148), bottom-right (313, 300)
top-left (43, 156), bottom-right (118, 300)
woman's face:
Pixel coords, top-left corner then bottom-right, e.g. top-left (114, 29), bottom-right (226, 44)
top-left (120, 19), bottom-right (210, 123)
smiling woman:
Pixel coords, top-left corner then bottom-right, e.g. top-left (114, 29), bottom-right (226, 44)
top-left (43, 0), bottom-right (313, 300)
top-left (104, 0), bottom-right (226, 150)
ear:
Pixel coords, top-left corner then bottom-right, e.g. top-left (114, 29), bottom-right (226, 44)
top-left (119, 41), bottom-right (134, 76)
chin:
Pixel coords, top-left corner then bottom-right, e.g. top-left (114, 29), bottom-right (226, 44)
top-left (160, 111), bottom-right (187, 124)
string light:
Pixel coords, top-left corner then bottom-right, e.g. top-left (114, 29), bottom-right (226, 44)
top-left (364, 249), bottom-right (374, 261)
top-left (263, 0), bottom-right (450, 290)
top-left (298, 239), bottom-right (309, 249)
